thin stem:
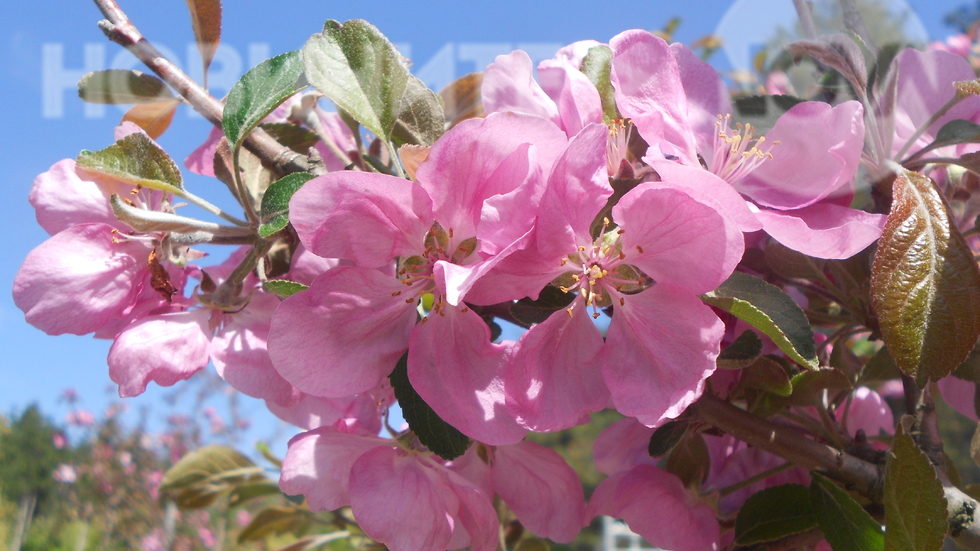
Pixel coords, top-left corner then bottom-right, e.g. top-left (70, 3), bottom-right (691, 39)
top-left (173, 187), bottom-right (249, 226)
top-left (386, 140), bottom-right (408, 179)
top-left (793, 0), bottom-right (819, 40)
top-left (897, 93), bottom-right (966, 161)
top-left (230, 149), bottom-right (260, 225)
top-left (779, 408), bottom-right (835, 441)
top-left (815, 397), bottom-right (846, 449)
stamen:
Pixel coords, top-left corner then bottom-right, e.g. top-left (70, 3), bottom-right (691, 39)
top-left (566, 308), bottom-right (574, 318)
top-left (392, 291), bottom-right (402, 296)
top-left (636, 245), bottom-right (644, 254)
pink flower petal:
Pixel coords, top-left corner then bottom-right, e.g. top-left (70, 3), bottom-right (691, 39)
top-left (586, 465), bottom-right (720, 551)
top-left (537, 57), bottom-right (603, 136)
top-left (279, 428), bottom-right (385, 511)
top-left (754, 203), bottom-right (886, 259)
top-left (614, 182), bottom-right (744, 294)
top-left (648, 160), bottom-right (762, 233)
top-left (482, 51), bottom-right (561, 126)
top-left (611, 30), bottom-right (699, 165)
top-left (670, 42), bottom-right (731, 142)
top-left (30, 159), bottom-right (116, 235)
top-left (492, 442), bottom-right (585, 543)
top-left (938, 376), bottom-right (978, 421)
top-left (738, 101), bottom-right (864, 210)
top-left (268, 266), bottom-right (417, 398)
top-left (445, 470), bottom-right (498, 551)
top-left (507, 300), bottom-right (607, 432)
top-left (349, 447), bottom-right (458, 551)
top-left (13, 224), bottom-right (147, 335)
top-left (417, 112), bottom-right (567, 239)
top-left (594, 417), bottom-right (656, 475)
top-left (603, 284), bottom-right (723, 426)
top-left (408, 307), bottom-right (527, 445)
top-left (289, 172), bottom-right (433, 268)
top-left (108, 308), bottom-right (212, 397)
top-left (185, 126), bottom-right (223, 177)
top-left (211, 291), bottom-right (294, 405)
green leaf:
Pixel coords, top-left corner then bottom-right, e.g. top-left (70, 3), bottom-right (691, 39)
top-left (223, 50), bottom-right (308, 149)
top-left (871, 167), bottom-right (980, 387)
top-left (860, 346), bottom-right (902, 384)
top-left (647, 419), bottom-right (688, 458)
top-left (784, 369), bottom-right (853, 407)
top-left (510, 285), bottom-right (577, 325)
top-left (76, 132), bottom-right (183, 192)
top-left (732, 95), bottom-right (808, 135)
top-left (263, 280), bottom-right (309, 299)
top-left (78, 70), bottom-right (175, 104)
top-left (739, 356), bottom-right (794, 397)
top-left (809, 472), bottom-right (884, 551)
top-left (260, 122), bottom-right (321, 154)
top-left (580, 45), bottom-right (620, 125)
top-left (159, 445), bottom-right (264, 509)
top-left (391, 74), bottom-right (445, 146)
top-left (302, 19), bottom-right (410, 142)
top-left (259, 172), bottom-right (315, 237)
top-left (701, 272), bottom-right (819, 369)
top-left (228, 480), bottom-right (282, 508)
top-left (925, 119), bottom-right (980, 153)
top-left (389, 353), bottom-right (470, 460)
top-left (884, 418), bottom-right (948, 551)
top-left (735, 484), bottom-right (817, 545)
top-left (237, 506), bottom-right (310, 543)
top-left (718, 330), bottom-right (764, 369)
top-left (664, 432), bottom-right (710, 488)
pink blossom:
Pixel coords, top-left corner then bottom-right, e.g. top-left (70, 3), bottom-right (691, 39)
top-left (52, 433), bottom-right (67, 449)
top-left (53, 463), bottom-right (77, 483)
top-left (586, 465), bottom-right (720, 551)
top-left (477, 123), bottom-right (742, 428)
top-left (280, 422), bottom-right (497, 551)
top-left (938, 375), bottom-right (978, 421)
top-left (270, 112), bottom-right (572, 444)
top-left (448, 442), bottom-right (586, 543)
top-left (610, 30), bottom-right (884, 259)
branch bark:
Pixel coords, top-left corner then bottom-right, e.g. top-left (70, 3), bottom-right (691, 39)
top-left (91, 0), bottom-right (319, 177)
top-left (691, 393), bottom-right (980, 550)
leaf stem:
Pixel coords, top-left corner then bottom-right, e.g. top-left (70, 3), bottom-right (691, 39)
top-left (715, 461), bottom-right (796, 497)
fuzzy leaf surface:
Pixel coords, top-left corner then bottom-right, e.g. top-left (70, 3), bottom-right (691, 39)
top-left (871, 168), bottom-right (980, 386)
top-left (76, 132), bottom-right (183, 192)
top-left (223, 50), bottom-right (307, 148)
top-left (303, 19), bottom-right (410, 141)
top-left (884, 418), bottom-right (947, 551)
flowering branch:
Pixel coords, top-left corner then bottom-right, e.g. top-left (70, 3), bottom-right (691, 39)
top-left (90, 0), bottom-right (318, 178)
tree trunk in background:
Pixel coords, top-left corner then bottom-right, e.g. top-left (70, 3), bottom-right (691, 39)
top-left (10, 492), bottom-right (37, 551)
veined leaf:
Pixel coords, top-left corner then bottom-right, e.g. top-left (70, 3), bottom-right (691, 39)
top-left (263, 280), bottom-right (309, 299)
top-left (884, 417), bottom-right (947, 551)
top-left (302, 19), bottom-right (410, 142)
top-left (391, 73), bottom-right (445, 146)
top-left (259, 172), bottom-right (315, 237)
top-left (735, 484), bottom-right (817, 545)
top-left (810, 473), bottom-right (884, 551)
top-left (701, 272), bottom-right (818, 369)
top-left (76, 132), bottom-right (183, 192)
top-left (223, 50), bottom-right (307, 149)
top-left (871, 167), bottom-right (980, 386)
top-left (159, 445), bottom-right (264, 509)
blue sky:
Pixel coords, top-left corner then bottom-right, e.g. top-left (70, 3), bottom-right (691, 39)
top-left (0, 0), bottom-right (968, 449)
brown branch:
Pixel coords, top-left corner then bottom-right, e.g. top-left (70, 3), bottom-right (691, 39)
top-left (91, 0), bottom-right (318, 177)
top-left (693, 392), bottom-right (980, 550)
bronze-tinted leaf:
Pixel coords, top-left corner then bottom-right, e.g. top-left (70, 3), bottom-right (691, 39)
top-left (185, 0), bottom-right (221, 77)
top-left (121, 100), bottom-right (179, 139)
top-left (440, 72), bottom-right (484, 128)
top-left (871, 167), bottom-right (980, 387)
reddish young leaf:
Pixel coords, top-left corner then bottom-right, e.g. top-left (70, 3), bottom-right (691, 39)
top-left (871, 168), bottom-right (980, 387)
top-left (185, 0), bottom-right (222, 77)
top-left (121, 100), bottom-right (179, 139)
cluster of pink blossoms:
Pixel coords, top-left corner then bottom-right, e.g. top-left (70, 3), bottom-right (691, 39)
top-left (20, 20), bottom-right (980, 550)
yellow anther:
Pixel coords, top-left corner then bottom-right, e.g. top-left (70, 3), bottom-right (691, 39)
top-left (566, 308), bottom-right (574, 318)
top-left (559, 286), bottom-right (570, 293)
top-left (571, 275), bottom-right (580, 282)
top-left (460, 307), bottom-right (469, 313)
top-left (636, 245), bottom-right (644, 254)
top-left (592, 312), bottom-right (601, 319)
top-left (619, 297), bottom-right (625, 306)
top-left (421, 316), bottom-right (429, 324)
top-left (392, 291), bottom-right (402, 296)
top-left (578, 246), bottom-right (586, 252)
top-left (560, 258), bottom-right (568, 266)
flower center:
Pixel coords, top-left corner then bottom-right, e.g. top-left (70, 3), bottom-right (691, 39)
top-left (606, 118), bottom-right (635, 177)
top-left (555, 218), bottom-right (653, 318)
top-left (394, 221), bottom-right (478, 320)
top-left (708, 114), bottom-right (778, 184)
